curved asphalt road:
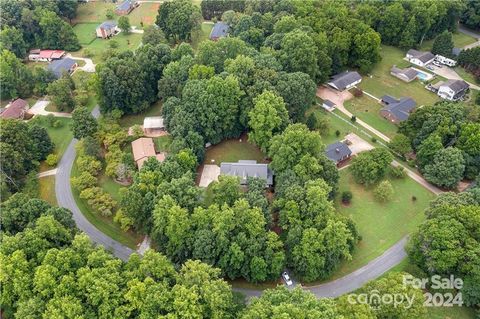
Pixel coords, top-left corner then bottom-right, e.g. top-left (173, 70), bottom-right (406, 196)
top-left (55, 106), bottom-right (407, 297)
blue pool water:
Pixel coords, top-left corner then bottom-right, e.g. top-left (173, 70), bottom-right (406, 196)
top-left (417, 71), bottom-right (429, 80)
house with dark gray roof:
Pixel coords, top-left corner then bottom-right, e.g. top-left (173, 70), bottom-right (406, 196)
top-left (406, 49), bottom-right (435, 67)
top-left (325, 142), bottom-right (352, 166)
top-left (322, 99), bottom-right (336, 111)
top-left (210, 22), bottom-right (229, 41)
top-left (220, 160), bottom-right (273, 186)
top-left (96, 21), bottom-right (118, 39)
top-left (452, 47), bottom-right (462, 57)
top-left (116, 0), bottom-right (138, 15)
top-left (47, 58), bottom-right (77, 78)
top-left (380, 95), bottom-right (416, 123)
top-left (437, 79), bottom-right (469, 101)
top-left (328, 71), bottom-right (362, 91)
top-left (390, 66), bottom-right (418, 82)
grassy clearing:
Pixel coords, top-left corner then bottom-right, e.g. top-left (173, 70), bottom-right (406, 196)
top-left (203, 135), bottom-right (267, 165)
top-left (73, 32), bottom-right (143, 63)
top-left (153, 135), bottom-right (173, 152)
top-left (73, 2), bottom-right (115, 24)
top-left (192, 22), bottom-right (213, 49)
top-left (326, 167), bottom-right (436, 280)
top-left (420, 32), bottom-right (477, 51)
top-left (128, 3), bottom-right (160, 27)
top-left (119, 100), bottom-right (163, 127)
top-left (73, 23), bottom-right (98, 45)
top-left (344, 95), bottom-right (399, 138)
top-left (454, 66), bottom-right (478, 84)
top-left (71, 157), bottom-right (141, 249)
top-left (33, 116), bottom-right (73, 159)
top-left (358, 45), bottom-right (440, 107)
top-left (98, 174), bottom-right (126, 202)
top-left (38, 176), bottom-right (57, 206)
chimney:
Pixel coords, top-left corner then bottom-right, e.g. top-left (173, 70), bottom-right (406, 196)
top-left (335, 148), bottom-right (340, 153)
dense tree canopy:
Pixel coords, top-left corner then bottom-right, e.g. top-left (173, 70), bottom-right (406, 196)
top-left (350, 149), bottom-right (393, 186)
top-left (156, 0), bottom-right (202, 41)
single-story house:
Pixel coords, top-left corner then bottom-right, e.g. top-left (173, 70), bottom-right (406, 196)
top-left (380, 95), bottom-right (416, 123)
top-left (28, 49), bottom-right (65, 62)
top-left (143, 116), bottom-right (165, 134)
top-left (96, 21), bottom-right (118, 39)
top-left (390, 66), bottom-right (418, 82)
top-left (437, 79), bottom-right (469, 101)
top-left (322, 99), bottom-right (336, 112)
top-left (47, 58), bottom-right (78, 78)
top-left (0, 98), bottom-right (29, 120)
top-left (132, 137), bottom-right (165, 169)
top-left (115, 0), bottom-right (138, 15)
top-left (325, 142), bottom-right (352, 166)
top-left (435, 54), bottom-right (456, 67)
top-left (220, 160), bottom-right (273, 187)
top-left (328, 71), bottom-right (362, 91)
top-left (210, 22), bottom-right (229, 41)
top-left (405, 49), bottom-right (435, 67)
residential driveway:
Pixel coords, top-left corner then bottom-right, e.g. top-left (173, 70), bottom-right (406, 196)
top-left (428, 65), bottom-right (480, 90)
top-left (131, 26), bottom-right (144, 34)
top-left (37, 169), bottom-right (57, 178)
top-left (28, 99), bottom-right (72, 118)
top-left (66, 54), bottom-right (96, 73)
top-left (344, 133), bottom-right (374, 155)
top-left (199, 164), bottom-right (220, 187)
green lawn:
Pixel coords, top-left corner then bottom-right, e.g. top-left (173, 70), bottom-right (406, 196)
top-left (203, 135), bottom-right (267, 165)
top-left (128, 3), bottom-right (160, 27)
top-left (420, 32), bottom-right (477, 51)
top-left (119, 100), bottom-right (163, 128)
top-left (326, 167), bottom-right (436, 279)
top-left (192, 22), bottom-right (213, 49)
top-left (73, 23), bottom-right (98, 45)
top-left (344, 95), bottom-right (399, 138)
top-left (38, 176), bottom-right (57, 206)
top-left (71, 157), bottom-right (142, 249)
top-left (153, 135), bottom-right (173, 152)
top-left (73, 2), bottom-right (115, 24)
top-left (32, 116), bottom-right (73, 159)
top-left (454, 66), bottom-right (478, 84)
top-left (73, 32), bottom-right (143, 63)
top-left (98, 174), bottom-right (126, 202)
top-left (358, 45), bottom-right (440, 107)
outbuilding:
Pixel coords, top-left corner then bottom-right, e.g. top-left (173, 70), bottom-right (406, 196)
top-left (322, 99), bottom-right (336, 112)
top-left (143, 116), bottom-right (165, 135)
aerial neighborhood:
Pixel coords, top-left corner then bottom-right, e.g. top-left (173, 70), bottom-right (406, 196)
top-left (1, 0), bottom-right (479, 318)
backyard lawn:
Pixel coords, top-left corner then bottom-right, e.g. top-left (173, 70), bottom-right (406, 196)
top-left (203, 135), bottom-right (267, 165)
top-left (32, 116), bottom-right (73, 159)
top-left (192, 22), bottom-right (213, 49)
top-left (38, 176), bottom-right (57, 206)
top-left (128, 3), bottom-right (160, 27)
top-left (119, 100), bottom-right (163, 127)
top-left (420, 32), bottom-right (477, 51)
top-left (73, 23), bottom-right (98, 45)
top-left (326, 167), bottom-right (436, 279)
top-left (358, 45), bottom-right (440, 107)
top-left (73, 2), bottom-right (115, 24)
top-left (98, 174), bottom-right (126, 202)
top-left (344, 95), bottom-right (399, 138)
top-left (154, 135), bottom-right (173, 152)
top-left (71, 157), bottom-right (142, 249)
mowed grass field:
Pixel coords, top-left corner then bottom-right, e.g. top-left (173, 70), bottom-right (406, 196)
top-left (32, 116), bottom-right (73, 160)
top-left (119, 100), bottom-right (163, 127)
top-left (192, 22), bottom-right (213, 49)
top-left (357, 45), bottom-right (440, 107)
top-left (326, 167), bottom-right (436, 279)
top-left (203, 135), bottom-right (267, 165)
top-left (73, 23), bottom-right (98, 44)
top-left (420, 32), bottom-right (477, 51)
top-left (38, 176), bottom-right (57, 206)
top-left (344, 95), bottom-right (398, 138)
top-left (128, 3), bottom-right (160, 27)
top-left (73, 2), bottom-right (115, 24)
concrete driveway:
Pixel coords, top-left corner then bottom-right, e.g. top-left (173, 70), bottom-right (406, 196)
top-left (428, 65), bottom-right (480, 90)
top-left (316, 86), bottom-right (353, 107)
top-left (199, 165), bottom-right (220, 187)
top-left (344, 133), bottom-right (374, 155)
top-left (28, 99), bottom-right (72, 118)
top-left (66, 54), bottom-right (96, 73)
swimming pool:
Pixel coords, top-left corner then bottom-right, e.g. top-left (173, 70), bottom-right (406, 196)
top-left (414, 68), bottom-right (434, 81)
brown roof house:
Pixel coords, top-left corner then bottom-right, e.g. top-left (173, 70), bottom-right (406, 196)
top-left (131, 137), bottom-right (166, 169)
top-left (0, 98), bottom-right (29, 119)
top-left (115, 0), bottom-right (138, 15)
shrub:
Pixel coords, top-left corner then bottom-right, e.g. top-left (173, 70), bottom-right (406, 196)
top-left (109, 39), bottom-right (119, 49)
top-left (71, 171), bottom-right (97, 191)
top-left (77, 155), bottom-right (102, 176)
top-left (131, 124), bottom-right (144, 139)
top-left (106, 9), bottom-right (114, 19)
top-left (46, 114), bottom-right (56, 127)
top-left (341, 191), bottom-right (353, 204)
top-left (374, 180), bottom-right (394, 202)
top-left (351, 115), bottom-right (356, 123)
top-left (390, 166), bottom-right (406, 179)
top-left (335, 130), bottom-right (341, 137)
top-left (45, 154), bottom-right (59, 166)
top-left (412, 195), bottom-right (417, 201)
top-left (371, 137), bottom-right (377, 143)
top-left (80, 187), bottom-right (116, 216)
top-left (114, 209), bottom-right (134, 231)
top-left (352, 88), bottom-right (363, 97)
top-left (52, 120), bottom-right (62, 128)
top-left (83, 48), bottom-right (93, 58)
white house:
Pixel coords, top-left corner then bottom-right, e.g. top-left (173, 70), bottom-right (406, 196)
top-left (406, 49), bottom-right (435, 67)
top-left (435, 55), bottom-right (457, 67)
top-left (437, 79), bottom-right (469, 101)
top-left (328, 71), bottom-right (362, 91)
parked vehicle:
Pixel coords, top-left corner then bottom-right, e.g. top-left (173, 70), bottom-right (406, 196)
top-left (282, 271), bottom-right (293, 286)
top-left (426, 65), bottom-right (435, 71)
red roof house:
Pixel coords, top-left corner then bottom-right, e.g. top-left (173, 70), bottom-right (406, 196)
top-left (0, 99), bottom-right (29, 119)
top-left (29, 49), bottom-right (66, 62)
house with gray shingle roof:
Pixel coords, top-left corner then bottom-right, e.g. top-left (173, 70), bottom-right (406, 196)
top-left (96, 21), bottom-right (118, 39)
top-left (47, 58), bottom-right (77, 78)
top-left (390, 66), bottom-right (418, 82)
top-left (380, 95), bottom-right (416, 123)
top-left (328, 71), bottom-right (362, 91)
top-left (437, 79), bottom-right (469, 101)
top-left (220, 160), bottom-right (273, 187)
top-left (116, 0), bottom-right (138, 15)
top-left (210, 22), bottom-right (229, 41)
top-left (406, 49), bottom-right (435, 67)
top-left (325, 142), bottom-right (352, 166)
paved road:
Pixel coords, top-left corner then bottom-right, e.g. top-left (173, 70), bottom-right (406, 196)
top-left (458, 25), bottom-right (480, 41)
top-left (53, 106), bottom-right (423, 299)
top-left (55, 106), bottom-right (135, 261)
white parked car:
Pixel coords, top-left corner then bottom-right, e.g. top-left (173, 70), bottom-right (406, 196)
top-left (426, 65), bottom-right (435, 71)
top-left (282, 271), bottom-right (293, 286)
